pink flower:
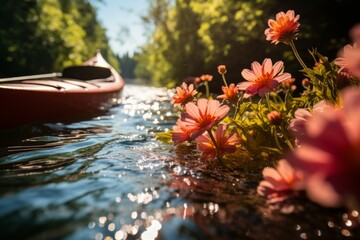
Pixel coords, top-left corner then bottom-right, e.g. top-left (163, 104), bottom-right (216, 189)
top-left (288, 87), bottom-right (360, 207)
top-left (171, 82), bottom-right (198, 106)
top-left (265, 10), bottom-right (300, 45)
top-left (257, 159), bottom-right (304, 204)
top-left (289, 100), bottom-right (333, 143)
top-left (195, 124), bottom-right (241, 160)
top-left (349, 23), bottom-right (360, 44)
top-left (172, 99), bottom-right (230, 145)
top-left (334, 43), bottom-right (360, 80)
top-left (217, 83), bottom-right (239, 102)
top-left (172, 120), bottom-right (194, 145)
top-left (237, 58), bottom-right (292, 98)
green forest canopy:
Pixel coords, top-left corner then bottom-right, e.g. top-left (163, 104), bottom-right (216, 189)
top-left (0, 0), bottom-right (118, 77)
top-left (1, 0), bottom-right (358, 90)
top-left (135, 0), bottom-right (359, 91)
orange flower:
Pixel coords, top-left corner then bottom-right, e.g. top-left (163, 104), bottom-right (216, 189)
top-left (237, 58), bottom-right (291, 98)
top-left (171, 82), bottom-right (198, 106)
top-left (200, 74), bottom-right (213, 82)
top-left (172, 99), bottom-right (229, 145)
top-left (217, 83), bottom-right (239, 102)
top-left (195, 124), bottom-right (241, 160)
top-left (265, 10), bottom-right (300, 45)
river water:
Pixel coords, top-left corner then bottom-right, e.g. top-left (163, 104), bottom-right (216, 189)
top-left (0, 84), bottom-right (359, 240)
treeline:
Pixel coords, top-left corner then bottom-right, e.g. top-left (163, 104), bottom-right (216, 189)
top-left (0, 0), bottom-right (118, 77)
top-left (1, 0), bottom-right (358, 87)
top-left (131, 0), bottom-right (358, 91)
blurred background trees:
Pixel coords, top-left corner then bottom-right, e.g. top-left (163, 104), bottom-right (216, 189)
top-left (136, 0), bottom-right (358, 91)
top-left (0, 0), bottom-right (118, 77)
top-left (0, 0), bottom-right (357, 91)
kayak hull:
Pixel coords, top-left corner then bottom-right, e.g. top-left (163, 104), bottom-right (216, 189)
top-left (0, 52), bottom-right (125, 130)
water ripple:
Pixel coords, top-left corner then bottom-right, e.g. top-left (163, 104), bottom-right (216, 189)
top-left (0, 84), bottom-right (358, 240)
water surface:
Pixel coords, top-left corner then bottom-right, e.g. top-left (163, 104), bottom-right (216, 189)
top-left (0, 84), bottom-right (359, 240)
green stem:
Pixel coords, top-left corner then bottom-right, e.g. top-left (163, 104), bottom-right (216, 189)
top-left (272, 126), bottom-right (284, 152)
top-left (233, 93), bottom-right (244, 119)
top-left (265, 93), bottom-right (272, 111)
top-left (207, 129), bottom-right (221, 161)
top-left (221, 74), bottom-right (228, 88)
top-left (289, 40), bottom-right (307, 70)
top-left (204, 82), bottom-right (210, 98)
top-left (279, 125), bottom-right (294, 151)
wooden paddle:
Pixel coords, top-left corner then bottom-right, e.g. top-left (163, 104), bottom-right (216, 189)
top-left (0, 72), bottom-right (62, 83)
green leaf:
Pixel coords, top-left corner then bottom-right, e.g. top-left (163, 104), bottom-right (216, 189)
top-left (155, 130), bottom-right (173, 144)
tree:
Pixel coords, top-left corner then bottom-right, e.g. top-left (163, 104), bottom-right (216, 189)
top-left (136, 0), bottom-right (358, 91)
top-left (0, 0), bottom-right (118, 77)
top-left (117, 53), bottom-right (137, 79)
top-left (73, 0), bottom-right (119, 71)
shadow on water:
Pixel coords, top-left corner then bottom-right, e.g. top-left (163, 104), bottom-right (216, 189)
top-left (0, 84), bottom-right (359, 240)
top-left (0, 114), bottom-right (111, 156)
top-left (0, 124), bottom-right (110, 196)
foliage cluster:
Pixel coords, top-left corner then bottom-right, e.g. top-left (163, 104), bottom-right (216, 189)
top-left (137, 0), bottom-right (357, 90)
top-left (0, 0), bottom-right (118, 77)
top-left (156, 9), bottom-right (360, 211)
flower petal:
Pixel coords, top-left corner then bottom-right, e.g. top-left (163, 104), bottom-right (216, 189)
top-left (274, 73), bottom-right (292, 83)
top-left (251, 61), bottom-right (262, 77)
top-left (262, 58), bottom-right (273, 74)
top-left (241, 69), bottom-right (257, 81)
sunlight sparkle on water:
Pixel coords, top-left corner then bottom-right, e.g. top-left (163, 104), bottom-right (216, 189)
top-left (352, 210), bottom-right (359, 217)
top-left (141, 219), bottom-right (162, 240)
top-left (114, 230), bottom-right (127, 240)
top-left (3, 84), bottom-right (358, 239)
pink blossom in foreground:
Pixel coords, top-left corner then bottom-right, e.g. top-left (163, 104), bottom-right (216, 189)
top-left (289, 100), bottom-right (333, 143)
top-left (257, 159), bottom-right (304, 204)
top-left (288, 87), bottom-right (360, 207)
top-left (237, 58), bottom-right (292, 98)
top-left (349, 23), bottom-right (360, 44)
top-left (195, 124), bottom-right (241, 160)
top-left (265, 10), bottom-right (300, 45)
top-left (171, 82), bottom-right (198, 106)
top-left (334, 43), bottom-right (360, 80)
top-left (172, 99), bottom-right (230, 145)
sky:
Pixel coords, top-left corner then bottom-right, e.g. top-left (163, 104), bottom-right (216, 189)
top-left (92, 0), bottom-right (150, 56)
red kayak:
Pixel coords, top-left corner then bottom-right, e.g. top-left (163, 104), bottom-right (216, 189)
top-left (0, 51), bottom-right (125, 131)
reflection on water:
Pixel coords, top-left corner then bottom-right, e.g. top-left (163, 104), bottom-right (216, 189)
top-left (0, 84), bottom-right (359, 239)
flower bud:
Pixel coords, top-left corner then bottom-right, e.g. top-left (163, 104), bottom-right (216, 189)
top-left (200, 74), bottom-right (213, 82)
top-left (301, 78), bottom-right (310, 88)
top-left (281, 78), bottom-right (295, 89)
top-left (217, 65), bottom-right (227, 75)
top-left (195, 77), bottom-right (201, 83)
top-left (267, 111), bottom-right (282, 125)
